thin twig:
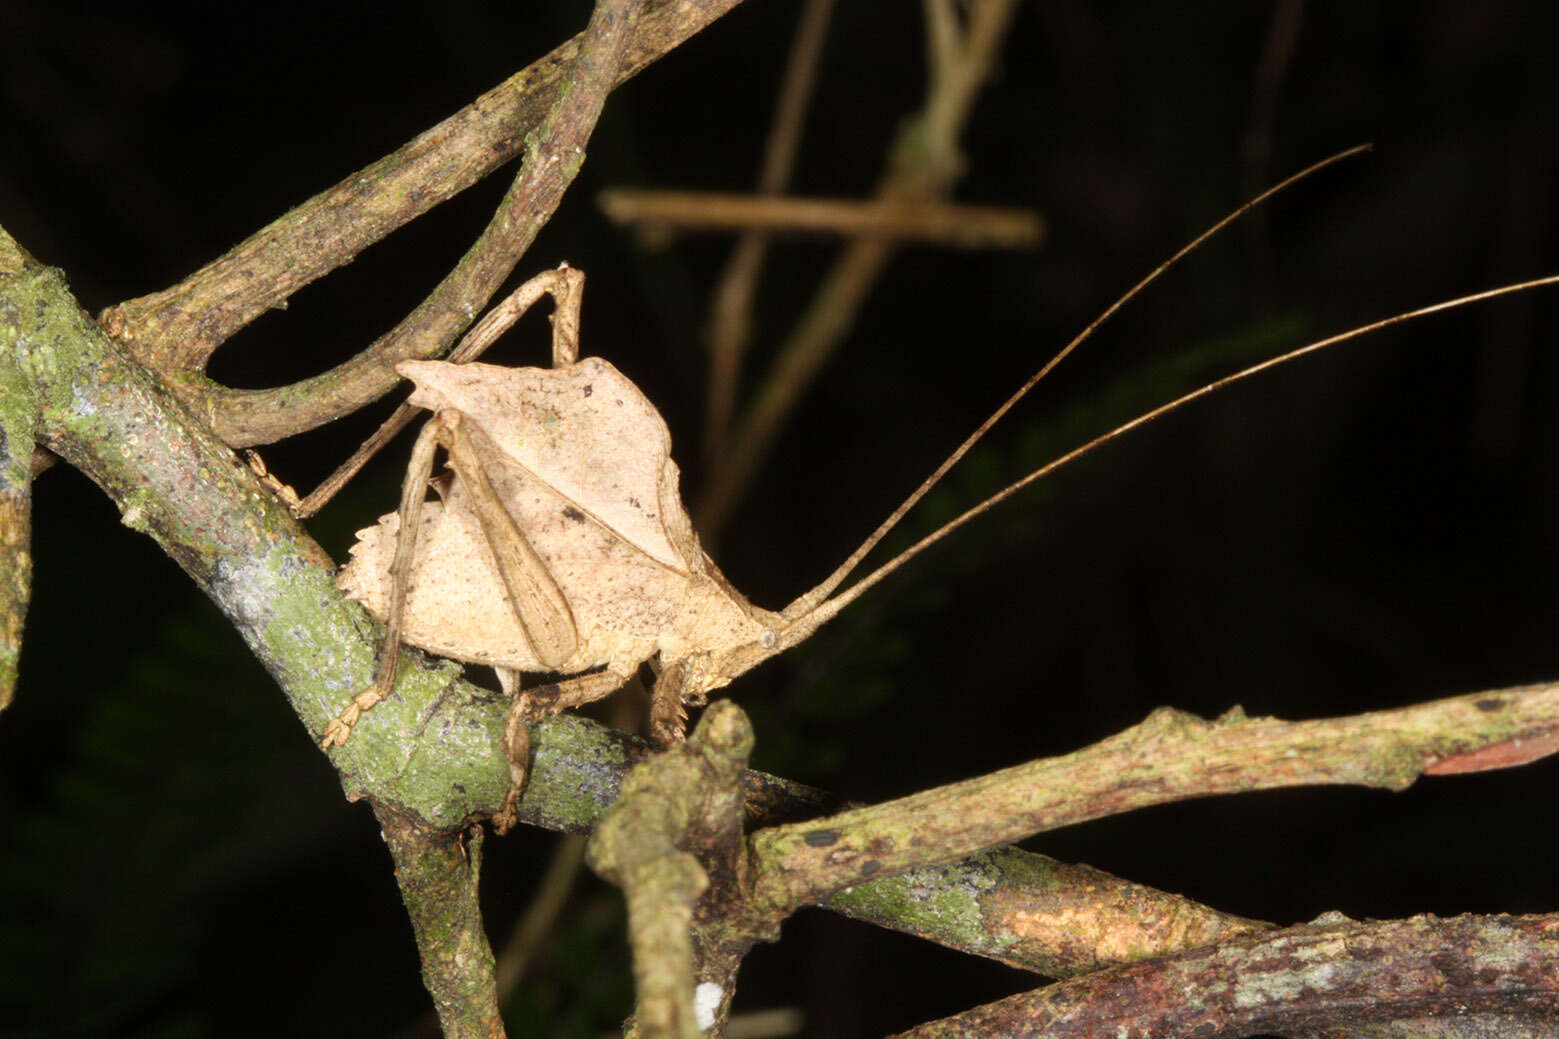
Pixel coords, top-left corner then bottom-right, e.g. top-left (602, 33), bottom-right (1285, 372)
top-left (1240, 0), bottom-right (1307, 309)
top-left (600, 190), bottom-right (1043, 247)
top-left (494, 836), bottom-right (589, 1004)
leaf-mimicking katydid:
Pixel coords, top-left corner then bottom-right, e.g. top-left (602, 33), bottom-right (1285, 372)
top-left (312, 150), bottom-right (1559, 829)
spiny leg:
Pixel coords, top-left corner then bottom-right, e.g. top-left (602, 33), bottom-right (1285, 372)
top-left (647, 662), bottom-right (690, 747)
top-left (320, 417), bottom-right (447, 749)
top-left (494, 668), bottom-right (627, 833)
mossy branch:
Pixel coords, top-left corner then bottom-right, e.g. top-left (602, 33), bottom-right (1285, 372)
top-left (3, 232), bottom-right (526, 1032)
top-left (0, 233), bottom-right (39, 709)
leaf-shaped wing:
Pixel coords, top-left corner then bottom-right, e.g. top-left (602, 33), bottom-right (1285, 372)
top-left (339, 358), bottom-right (742, 675)
top-left (401, 358), bottom-right (702, 571)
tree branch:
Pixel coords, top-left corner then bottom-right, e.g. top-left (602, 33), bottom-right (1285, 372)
top-left (100, 0), bottom-right (746, 380)
top-left (193, 0), bottom-right (644, 447)
top-left (823, 851), bottom-right (1270, 980)
top-left (891, 913), bottom-right (1559, 1038)
top-left (748, 685), bottom-right (1559, 914)
top-left (380, 812), bottom-right (504, 1039)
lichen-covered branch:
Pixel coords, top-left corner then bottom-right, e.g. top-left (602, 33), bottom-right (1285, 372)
top-left (891, 913), bottom-right (1559, 1038)
top-left (0, 234), bottom-right (38, 710)
top-left (749, 685), bottom-right (1559, 914)
top-left (824, 852), bottom-right (1270, 980)
top-left (379, 812), bottom-right (504, 1039)
top-left (586, 701), bottom-right (754, 1039)
top-left (101, 0), bottom-right (745, 381)
top-left (6, 239), bottom-right (514, 823)
top-left (505, 712), bottom-right (1269, 981)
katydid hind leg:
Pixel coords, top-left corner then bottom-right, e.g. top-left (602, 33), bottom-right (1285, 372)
top-left (320, 418), bottom-right (445, 749)
top-left (319, 258), bottom-right (585, 747)
top-left (444, 415), bottom-right (580, 669)
top-left (542, 264), bottom-right (583, 367)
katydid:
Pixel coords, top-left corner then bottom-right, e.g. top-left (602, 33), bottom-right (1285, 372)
top-left (312, 149), bottom-right (1558, 828)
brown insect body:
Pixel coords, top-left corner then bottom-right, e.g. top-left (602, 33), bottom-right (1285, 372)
top-left (337, 356), bottom-right (797, 718)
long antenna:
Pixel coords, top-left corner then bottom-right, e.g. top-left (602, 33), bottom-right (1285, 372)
top-left (775, 273), bottom-right (1559, 647)
top-left (781, 144), bottom-right (1372, 622)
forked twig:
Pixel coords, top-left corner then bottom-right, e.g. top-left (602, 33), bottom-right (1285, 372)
top-left (201, 7), bottom-right (633, 449)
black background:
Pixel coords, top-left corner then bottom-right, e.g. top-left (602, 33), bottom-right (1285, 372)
top-left (2, 2), bottom-right (1557, 1036)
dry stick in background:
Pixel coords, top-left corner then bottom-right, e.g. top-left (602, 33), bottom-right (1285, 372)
top-left (598, 191), bottom-right (1043, 249)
